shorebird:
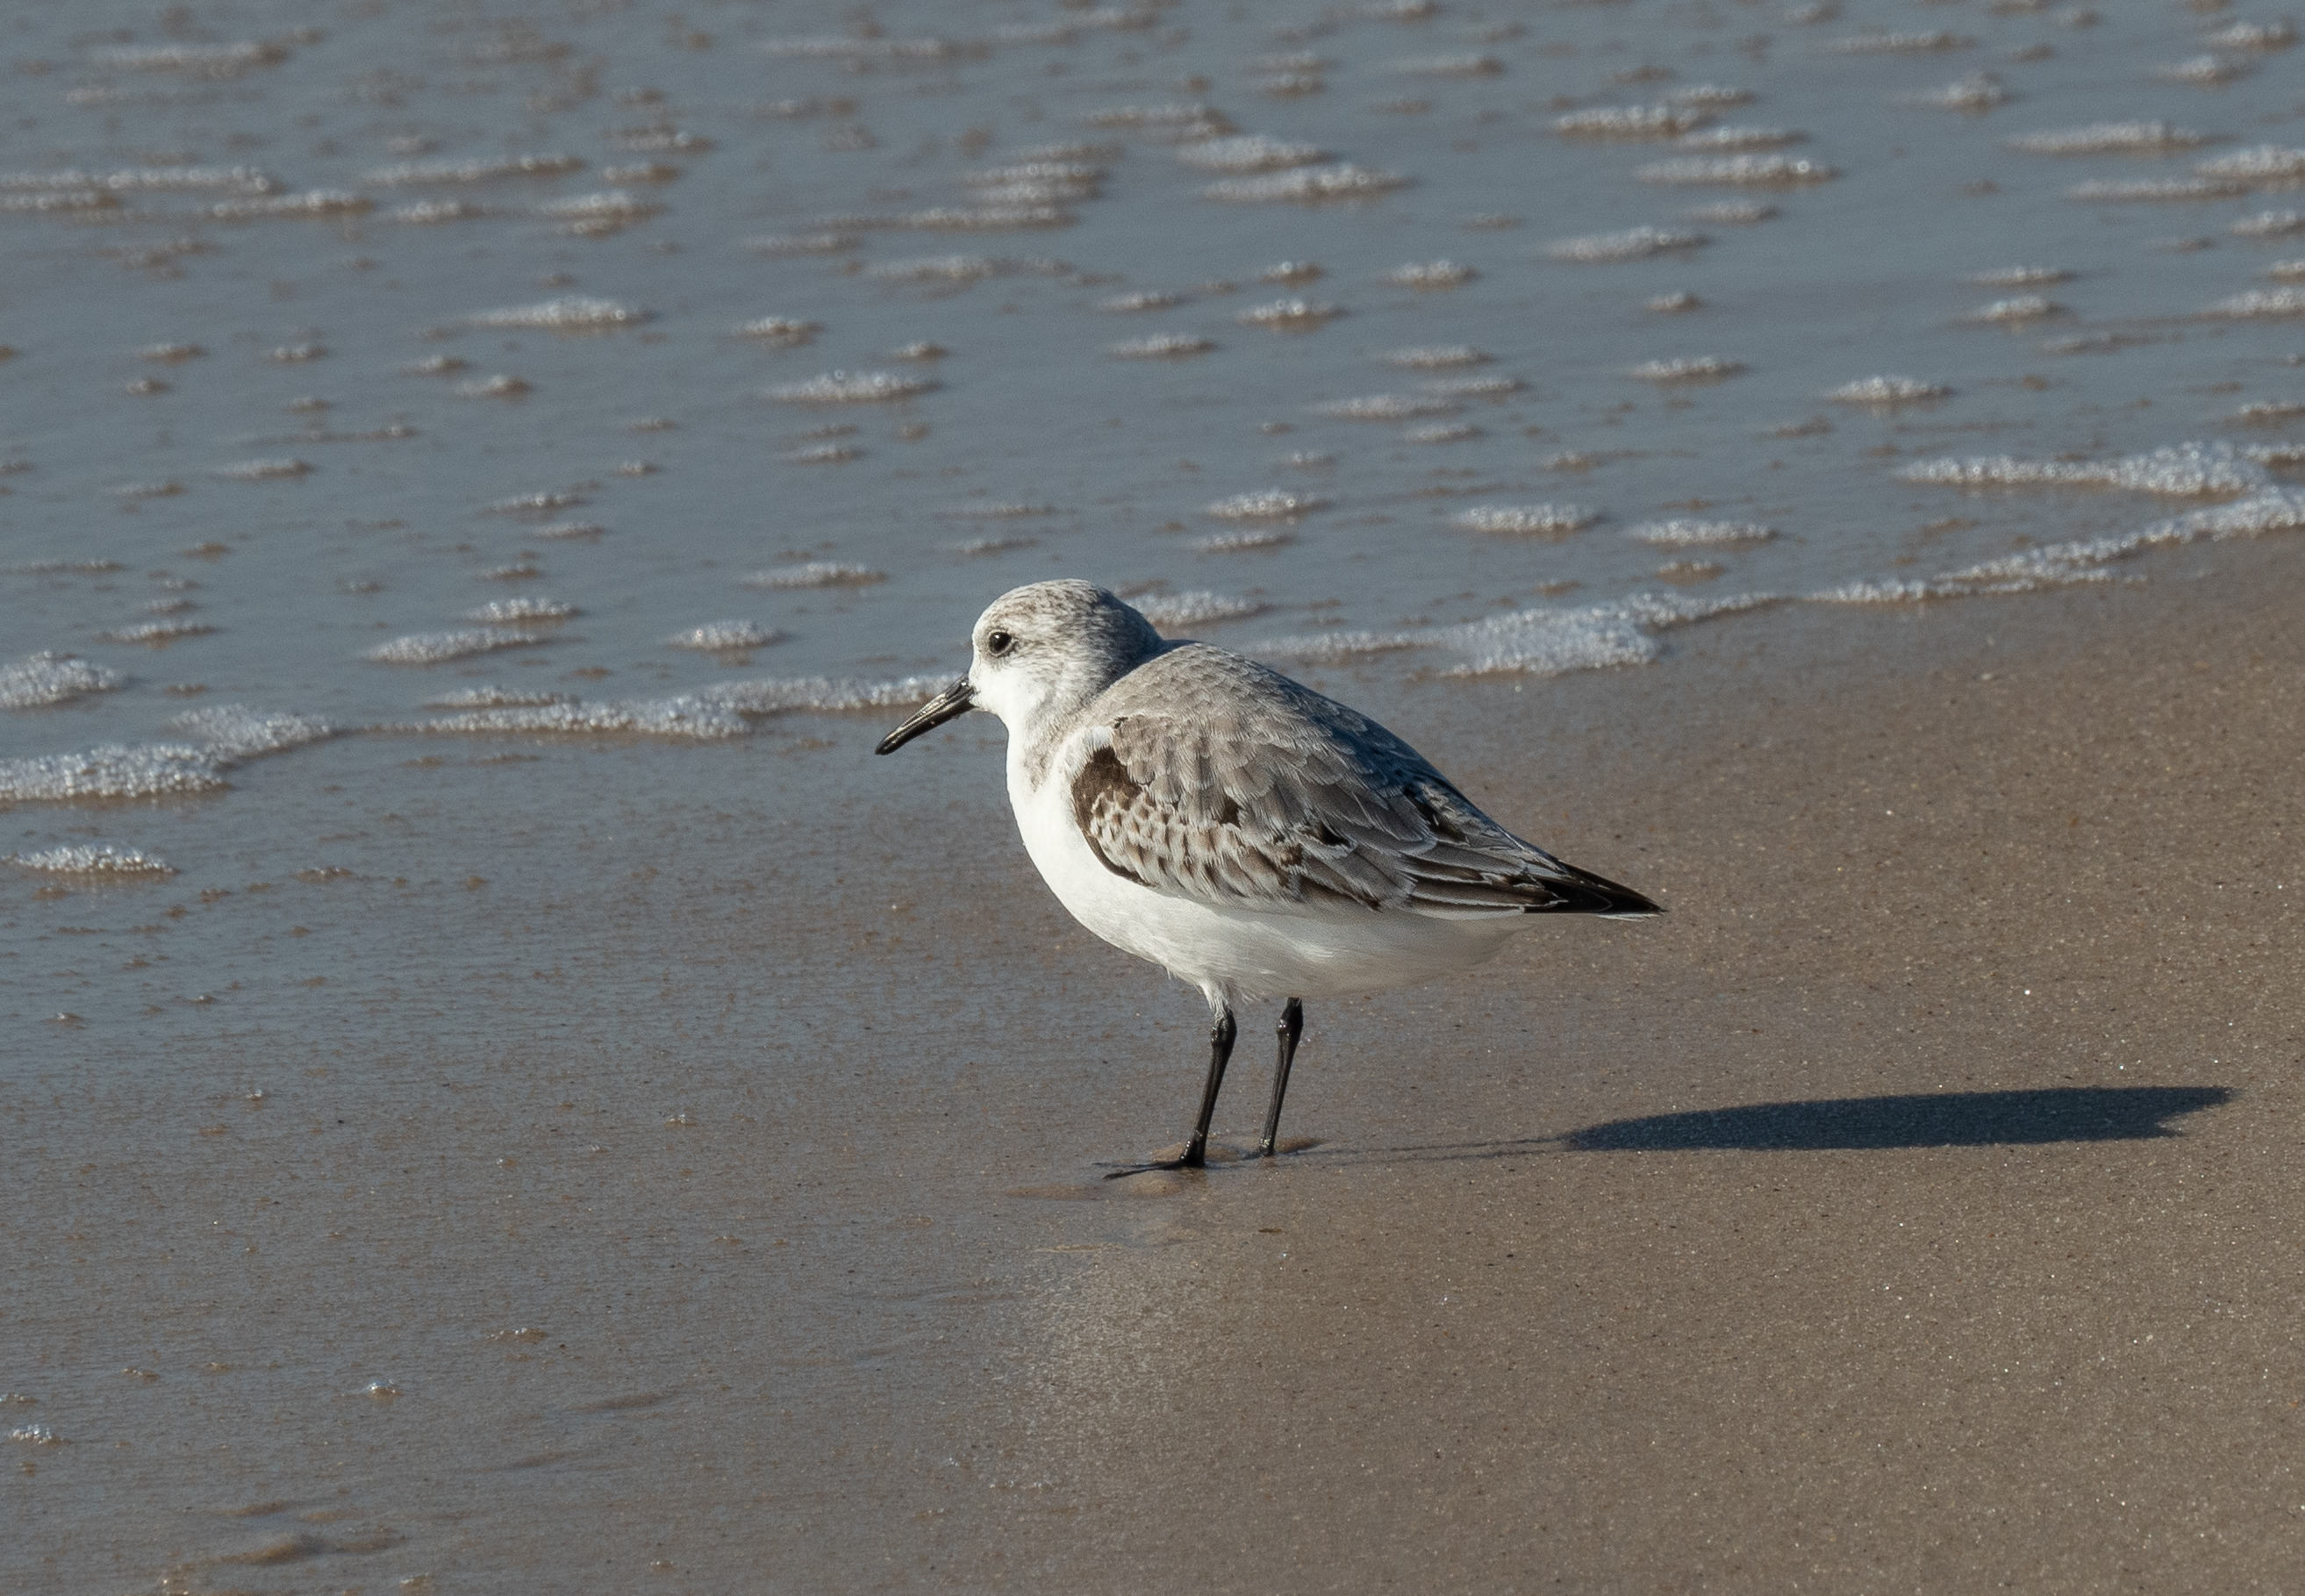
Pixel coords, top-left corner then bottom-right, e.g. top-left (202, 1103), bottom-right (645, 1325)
top-left (876, 580), bottom-right (1660, 1174)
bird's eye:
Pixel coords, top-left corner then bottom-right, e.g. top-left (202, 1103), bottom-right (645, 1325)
top-left (984, 630), bottom-right (1014, 656)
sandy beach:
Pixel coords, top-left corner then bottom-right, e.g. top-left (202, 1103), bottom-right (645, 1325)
top-left (848, 538), bottom-right (2305, 1592)
top-left (11, 540), bottom-right (2300, 1592)
top-left (6, 2), bottom-right (2304, 1584)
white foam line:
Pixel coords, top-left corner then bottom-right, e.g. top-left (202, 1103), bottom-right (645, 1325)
top-left (1816, 489), bottom-right (2305, 601)
top-left (1898, 442), bottom-right (2266, 497)
top-left (389, 675), bottom-right (951, 742)
top-left (0, 653), bottom-right (124, 711)
top-left (5, 843), bottom-right (176, 875)
top-left (0, 703), bottom-right (334, 803)
top-left (1250, 476), bottom-right (2305, 673)
top-left (468, 297), bottom-right (648, 330)
top-left (1131, 592), bottom-right (1267, 629)
top-left (1253, 592), bottom-right (1781, 676)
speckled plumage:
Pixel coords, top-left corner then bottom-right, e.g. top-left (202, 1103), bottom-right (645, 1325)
top-left (1069, 642), bottom-right (1652, 920)
top-left (879, 579), bottom-right (1657, 1009)
top-left (874, 580), bottom-right (1660, 1166)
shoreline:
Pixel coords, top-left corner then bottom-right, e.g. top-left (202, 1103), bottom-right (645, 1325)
top-left (10, 543), bottom-right (2302, 1591)
top-left (861, 535), bottom-right (2305, 1588)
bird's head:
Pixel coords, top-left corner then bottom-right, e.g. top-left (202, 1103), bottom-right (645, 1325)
top-left (875, 579), bottom-right (1163, 755)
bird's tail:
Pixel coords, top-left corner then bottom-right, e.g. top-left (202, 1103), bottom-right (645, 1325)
top-left (1529, 859), bottom-right (1664, 919)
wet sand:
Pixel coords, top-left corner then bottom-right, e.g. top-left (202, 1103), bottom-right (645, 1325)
top-left (7, 0), bottom-right (2305, 1586)
top-left (11, 539), bottom-right (2301, 1591)
top-left (894, 540), bottom-right (2305, 1592)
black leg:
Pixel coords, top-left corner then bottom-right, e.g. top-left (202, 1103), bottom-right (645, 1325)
top-left (1181, 1007), bottom-right (1237, 1168)
top-left (1105, 1006), bottom-right (1241, 1178)
top-left (1260, 998), bottom-right (1303, 1157)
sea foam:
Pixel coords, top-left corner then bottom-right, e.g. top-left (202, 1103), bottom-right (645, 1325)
top-left (1898, 442), bottom-right (2266, 497)
top-left (1635, 156), bottom-right (1836, 186)
top-left (1627, 356), bottom-right (1743, 383)
top-left (1555, 105), bottom-right (1710, 140)
top-left (766, 371), bottom-right (936, 403)
top-left (1829, 375), bottom-right (1951, 405)
top-left (2007, 121), bottom-right (2206, 154)
top-left (1546, 226), bottom-right (1708, 262)
top-left (1108, 333), bottom-right (1215, 357)
top-left (1132, 591), bottom-right (1268, 628)
top-left (1455, 505), bottom-right (1603, 536)
top-left (743, 562), bottom-right (885, 589)
top-left (367, 629), bottom-right (546, 664)
top-left (667, 621), bottom-right (784, 651)
top-left (1205, 490), bottom-right (1326, 520)
top-left (2202, 288), bottom-right (2305, 318)
top-left (1314, 394), bottom-right (1460, 420)
top-left (1202, 164), bottom-right (1407, 202)
top-left (365, 154), bottom-right (583, 184)
top-left (1174, 137), bottom-right (1327, 172)
top-left (468, 297), bottom-right (648, 330)
top-left (4, 844), bottom-right (175, 875)
top-left (0, 653), bottom-right (124, 710)
top-left (0, 705), bottom-right (330, 803)
top-left (1256, 591), bottom-right (1776, 676)
top-left (0, 744), bottom-right (224, 801)
top-left (1624, 519), bottom-right (1776, 545)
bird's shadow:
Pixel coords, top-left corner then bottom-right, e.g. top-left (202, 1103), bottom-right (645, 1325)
top-left (1320, 1086), bottom-right (2232, 1165)
top-left (1566, 1085), bottom-right (2231, 1151)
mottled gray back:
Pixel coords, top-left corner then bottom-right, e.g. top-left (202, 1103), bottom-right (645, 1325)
top-left (1071, 643), bottom-right (1660, 920)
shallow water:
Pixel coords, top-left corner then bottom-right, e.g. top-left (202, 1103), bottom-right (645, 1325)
top-left (4, 0), bottom-right (2303, 777)
top-left (4, 0), bottom-right (2303, 1587)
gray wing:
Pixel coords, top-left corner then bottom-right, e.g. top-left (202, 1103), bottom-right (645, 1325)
top-left (1067, 644), bottom-right (1659, 920)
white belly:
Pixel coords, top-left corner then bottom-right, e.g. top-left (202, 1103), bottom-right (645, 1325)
top-left (1007, 756), bottom-right (1522, 1005)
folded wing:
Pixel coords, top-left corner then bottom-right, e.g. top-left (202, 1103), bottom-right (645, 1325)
top-left (1069, 646), bottom-right (1660, 920)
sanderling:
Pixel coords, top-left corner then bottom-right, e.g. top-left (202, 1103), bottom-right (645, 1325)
top-left (877, 580), bottom-right (1661, 1174)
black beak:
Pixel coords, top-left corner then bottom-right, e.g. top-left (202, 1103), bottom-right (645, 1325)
top-left (874, 676), bottom-right (976, 755)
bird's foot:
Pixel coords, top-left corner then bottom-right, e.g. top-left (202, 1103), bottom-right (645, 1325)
top-left (1102, 1143), bottom-right (1201, 1180)
top-left (1101, 1140), bottom-right (1249, 1178)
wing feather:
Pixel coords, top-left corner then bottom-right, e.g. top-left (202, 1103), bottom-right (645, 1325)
top-left (1064, 644), bottom-right (1660, 920)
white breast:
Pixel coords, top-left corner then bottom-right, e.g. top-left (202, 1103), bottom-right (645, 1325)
top-left (1005, 728), bottom-right (1523, 1006)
